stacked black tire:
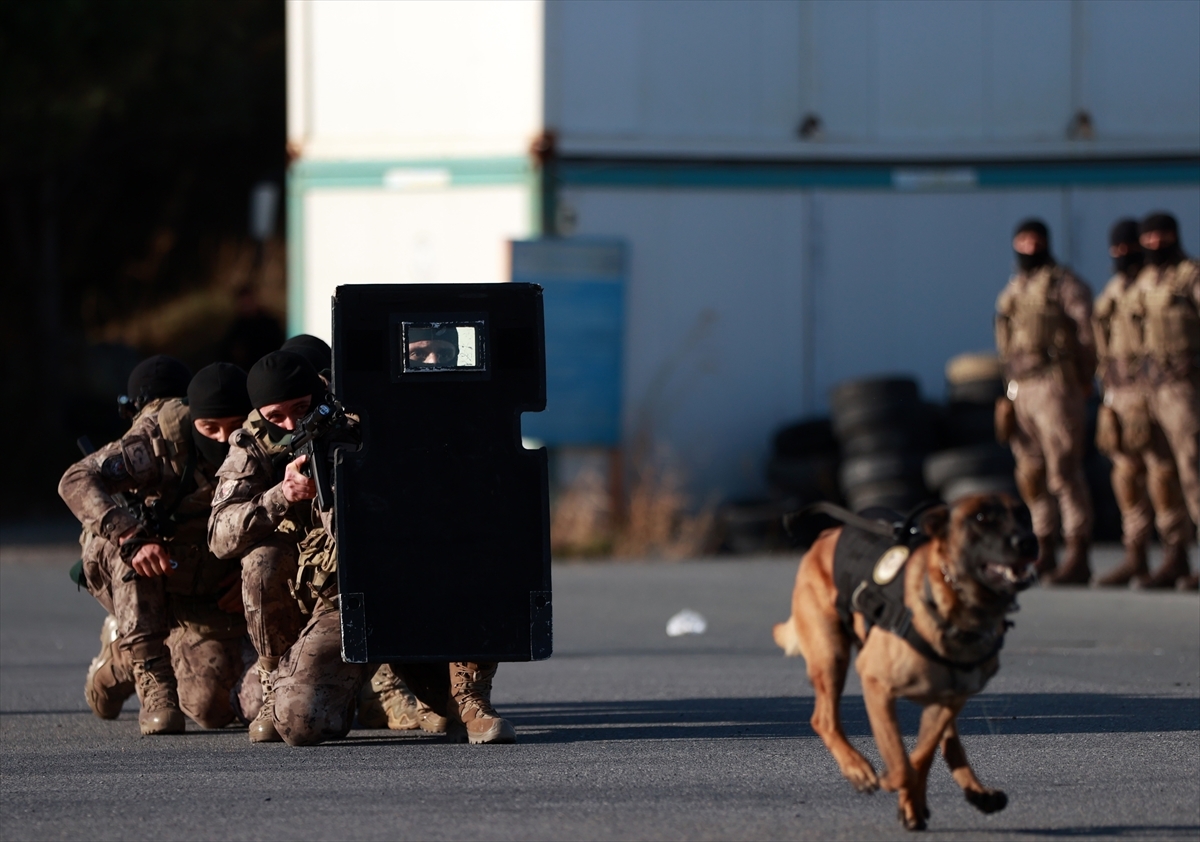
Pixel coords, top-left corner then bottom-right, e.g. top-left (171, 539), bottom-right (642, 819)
top-left (923, 354), bottom-right (1016, 503)
top-left (830, 377), bottom-right (933, 512)
top-left (718, 418), bottom-right (840, 553)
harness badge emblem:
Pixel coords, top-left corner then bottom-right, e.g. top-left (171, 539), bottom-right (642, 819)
top-left (873, 545), bottom-right (910, 585)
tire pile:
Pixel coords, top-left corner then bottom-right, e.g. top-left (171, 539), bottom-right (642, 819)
top-left (830, 377), bottom-right (934, 512)
top-left (922, 354), bottom-right (1017, 504)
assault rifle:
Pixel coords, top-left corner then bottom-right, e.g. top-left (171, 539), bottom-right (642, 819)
top-left (288, 396), bottom-right (359, 512)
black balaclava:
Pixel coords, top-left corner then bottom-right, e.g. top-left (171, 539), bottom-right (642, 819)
top-left (281, 334), bottom-right (332, 380)
top-left (1013, 218), bottom-right (1052, 273)
top-left (1109, 218), bottom-right (1143, 278)
top-left (187, 363), bottom-right (251, 466)
top-left (247, 351), bottom-right (324, 440)
top-left (1140, 212), bottom-right (1183, 267)
top-left (126, 355), bottom-right (192, 410)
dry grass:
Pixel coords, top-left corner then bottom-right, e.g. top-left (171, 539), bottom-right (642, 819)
top-left (92, 237), bottom-right (286, 360)
top-left (550, 453), bottom-right (717, 561)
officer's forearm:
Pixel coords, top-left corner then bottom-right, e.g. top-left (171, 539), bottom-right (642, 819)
top-left (207, 484), bottom-right (292, 559)
top-left (58, 459), bottom-right (141, 541)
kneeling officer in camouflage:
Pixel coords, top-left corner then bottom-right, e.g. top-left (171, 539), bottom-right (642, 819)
top-left (59, 362), bottom-right (253, 734)
top-left (210, 351), bottom-right (516, 746)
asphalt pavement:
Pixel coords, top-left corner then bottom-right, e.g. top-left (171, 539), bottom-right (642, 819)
top-left (1, 541), bottom-right (1197, 841)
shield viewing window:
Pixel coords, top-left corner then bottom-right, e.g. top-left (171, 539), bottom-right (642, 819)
top-left (400, 320), bottom-right (486, 372)
top-left (334, 285), bottom-right (550, 664)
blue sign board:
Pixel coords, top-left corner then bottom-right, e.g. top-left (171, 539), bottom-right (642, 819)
top-left (511, 239), bottom-right (626, 445)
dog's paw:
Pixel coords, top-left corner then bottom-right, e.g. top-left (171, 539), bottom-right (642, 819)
top-left (965, 787), bottom-right (1008, 814)
top-left (839, 756), bottom-right (879, 793)
top-left (897, 806), bottom-right (927, 831)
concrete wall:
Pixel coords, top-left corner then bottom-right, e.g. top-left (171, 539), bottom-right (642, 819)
top-left (288, 0), bottom-right (543, 159)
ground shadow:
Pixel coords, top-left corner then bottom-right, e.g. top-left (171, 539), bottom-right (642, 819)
top-left (948, 824), bottom-right (1200, 838)
top-left (502, 693), bottom-right (1199, 744)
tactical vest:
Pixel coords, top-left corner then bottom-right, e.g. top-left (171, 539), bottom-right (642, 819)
top-left (235, 411), bottom-right (310, 538)
top-left (997, 267), bottom-right (1079, 372)
top-left (1142, 261), bottom-right (1200, 374)
top-left (234, 412), bottom-right (335, 612)
top-left (1094, 276), bottom-right (1145, 384)
top-left (152, 399), bottom-right (237, 596)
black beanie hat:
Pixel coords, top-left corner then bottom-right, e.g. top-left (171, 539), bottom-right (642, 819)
top-left (408, 325), bottom-right (459, 349)
top-left (1014, 218), bottom-right (1050, 244)
top-left (1140, 212), bottom-right (1178, 236)
top-left (280, 334), bottom-right (332, 376)
top-left (187, 363), bottom-right (251, 420)
top-left (1109, 219), bottom-right (1141, 247)
top-left (247, 351), bottom-right (323, 409)
top-left (127, 355), bottom-right (192, 405)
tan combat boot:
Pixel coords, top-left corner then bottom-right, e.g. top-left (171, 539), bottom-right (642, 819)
top-left (1138, 543), bottom-right (1191, 590)
top-left (358, 665), bottom-right (422, 730)
top-left (85, 614), bottom-right (135, 719)
top-left (1049, 537), bottom-right (1091, 585)
top-left (1096, 543), bottom-right (1148, 587)
top-left (249, 657), bottom-right (283, 743)
top-left (132, 655), bottom-right (185, 735)
top-left (447, 662), bottom-right (516, 745)
top-left (1033, 534), bottom-right (1058, 580)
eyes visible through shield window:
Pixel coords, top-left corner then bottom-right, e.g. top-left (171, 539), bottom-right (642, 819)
top-left (402, 322), bottom-right (484, 372)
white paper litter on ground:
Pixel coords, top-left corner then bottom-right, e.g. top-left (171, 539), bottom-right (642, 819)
top-left (666, 609), bottom-right (707, 637)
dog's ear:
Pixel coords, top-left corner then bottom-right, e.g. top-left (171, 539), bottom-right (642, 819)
top-left (920, 505), bottom-right (950, 541)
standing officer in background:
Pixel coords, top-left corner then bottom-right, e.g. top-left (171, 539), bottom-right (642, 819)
top-left (59, 363), bottom-right (254, 734)
top-left (1093, 220), bottom-right (1192, 586)
top-left (1134, 212), bottom-right (1200, 589)
top-left (995, 218), bottom-right (1096, 584)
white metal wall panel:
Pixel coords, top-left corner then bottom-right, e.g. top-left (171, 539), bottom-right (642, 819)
top-left (810, 189), bottom-right (1066, 407)
top-left (1080, 0), bottom-right (1200, 140)
top-left (551, 0), bottom-right (1198, 152)
top-left (551, 0), bottom-right (802, 144)
top-left (562, 188), bottom-right (808, 499)
top-left (301, 186), bottom-right (532, 340)
top-left (295, 0), bottom-right (543, 159)
top-left (561, 183), bottom-right (1199, 500)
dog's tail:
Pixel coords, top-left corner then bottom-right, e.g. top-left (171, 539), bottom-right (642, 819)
top-left (773, 617), bottom-right (803, 657)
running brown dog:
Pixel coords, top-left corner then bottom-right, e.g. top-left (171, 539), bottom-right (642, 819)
top-left (774, 494), bottom-right (1038, 831)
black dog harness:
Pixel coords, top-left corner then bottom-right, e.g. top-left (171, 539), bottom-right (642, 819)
top-left (788, 502), bottom-right (1005, 672)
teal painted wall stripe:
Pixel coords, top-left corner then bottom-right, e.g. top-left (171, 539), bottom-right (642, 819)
top-left (285, 156), bottom-right (539, 334)
top-left (557, 158), bottom-right (1200, 190)
top-left (292, 156), bottom-right (532, 188)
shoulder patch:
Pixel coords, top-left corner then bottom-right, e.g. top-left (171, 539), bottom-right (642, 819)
top-left (211, 480), bottom-right (238, 506)
top-left (123, 440), bottom-right (154, 477)
top-left (100, 455), bottom-right (129, 482)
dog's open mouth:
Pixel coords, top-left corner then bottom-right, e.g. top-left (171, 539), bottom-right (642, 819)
top-left (983, 560), bottom-right (1036, 590)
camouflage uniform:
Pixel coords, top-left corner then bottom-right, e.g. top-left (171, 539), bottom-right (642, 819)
top-left (1135, 257), bottom-right (1200, 586)
top-left (996, 262), bottom-right (1096, 580)
top-left (1094, 272), bottom-right (1193, 584)
top-left (59, 398), bottom-right (249, 731)
top-left (208, 411), bottom-right (311, 738)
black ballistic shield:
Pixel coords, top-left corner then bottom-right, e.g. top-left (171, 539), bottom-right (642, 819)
top-left (332, 283), bottom-right (551, 663)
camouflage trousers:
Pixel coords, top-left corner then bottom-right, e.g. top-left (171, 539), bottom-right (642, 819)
top-left (1146, 376), bottom-right (1200, 534)
top-left (81, 534), bottom-right (252, 729)
top-left (1103, 385), bottom-right (1195, 549)
top-left (1009, 373), bottom-right (1093, 542)
top-left (274, 601), bottom-right (480, 747)
top-left (240, 536), bottom-right (306, 661)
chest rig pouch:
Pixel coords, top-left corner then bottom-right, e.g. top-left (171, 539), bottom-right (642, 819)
top-left (1143, 262), bottom-right (1200, 371)
top-left (332, 283), bottom-right (551, 664)
top-left (1000, 267), bottom-right (1077, 371)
